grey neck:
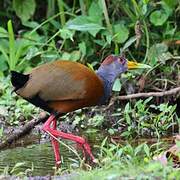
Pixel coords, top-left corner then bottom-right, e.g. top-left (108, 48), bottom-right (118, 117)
top-left (97, 66), bottom-right (118, 83)
top-left (96, 67), bottom-right (117, 105)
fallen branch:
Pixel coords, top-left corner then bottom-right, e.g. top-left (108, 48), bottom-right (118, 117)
top-left (0, 113), bottom-right (49, 150)
top-left (113, 86), bottom-right (180, 101)
top-left (104, 87), bottom-right (180, 110)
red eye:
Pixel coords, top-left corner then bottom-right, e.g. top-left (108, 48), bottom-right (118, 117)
top-left (118, 57), bottom-right (124, 64)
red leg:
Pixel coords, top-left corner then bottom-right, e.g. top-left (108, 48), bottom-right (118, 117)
top-left (42, 114), bottom-right (95, 162)
top-left (51, 119), bottom-right (61, 166)
top-left (77, 143), bottom-right (86, 159)
top-left (42, 115), bottom-right (61, 166)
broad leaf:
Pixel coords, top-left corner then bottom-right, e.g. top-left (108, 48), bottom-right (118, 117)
top-left (70, 51), bottom-right (81, 61)
top-left (122, 36), bottom-right (137, 52)
top-left (60, 27), bottom-right (74, 41)
top-left (163, 0), bottom-right (178, 8)
top-left (148, 43), bottom-right (169, 65)
top-left (13, 0), bottom-right (36, 22)
top-left (88, 1), bottom-right (103, 24)
top-left (66, 16), bottom-right (104, 37)
top-left (0, 55), bottom-right (8, 72)
top-left (112, 78), bottom-right (121, 92)
top-left (150, 10), bottom-right (169, 26)
top-left (25, 47), bottom-right (39, 60)
top-left (79, 42), bottom-right (86, 57)
top-left (113, 23), bottom-right (129, 43)
top-left (0, 27), bottom-right (8, 38)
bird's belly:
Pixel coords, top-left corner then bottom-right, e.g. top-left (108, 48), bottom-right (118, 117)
top-left (48, 99), bottom-right (98, 113)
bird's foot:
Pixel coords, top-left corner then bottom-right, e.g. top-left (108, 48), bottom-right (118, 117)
top-left (81, 142), bottom-right (95, 161)
top-left (76, 143), bottom-right (86, 159)
top-left (56, 160), bottom-right (61, 168)
top-left (43, 114), bottom-right (96, 165)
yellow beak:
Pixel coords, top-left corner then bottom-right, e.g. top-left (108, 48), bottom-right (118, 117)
top-left (127, 61), bottom-right (151, 69)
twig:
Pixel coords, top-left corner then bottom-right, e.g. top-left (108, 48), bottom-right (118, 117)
top-left (0, 113), bottom-right (49, 150)
top-left (105, 87), bottom-right (180, 110)
top-left (114, 87), bottom-right (180, 100)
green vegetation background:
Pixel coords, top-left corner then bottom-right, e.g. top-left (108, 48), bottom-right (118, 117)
top-left (0, 0), bottom-right (180, 179)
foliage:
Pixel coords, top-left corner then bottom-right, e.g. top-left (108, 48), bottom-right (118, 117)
top-left (0, 0), bottom-right (179, 177)
top-left (0, 0), bottom-right (179, 73)
top-left (0, 77), bottom-right (39, 126)
top-left (13, 0), bottom-right (36, 22)
top-left (70, 97), bottom-right (179, 139)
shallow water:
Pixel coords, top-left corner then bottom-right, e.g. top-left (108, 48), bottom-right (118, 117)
top-left (0, 129), bottom-right (175, 176)
top-left (0, 141), bottom-right (81, 176)
top-left (0, 130), bottom-right (101, 176)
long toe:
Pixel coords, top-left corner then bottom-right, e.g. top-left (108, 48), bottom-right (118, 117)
top-left (82, 142), bottom-right (95, 161)
top-left (76, 143), bottom-right (86, 159)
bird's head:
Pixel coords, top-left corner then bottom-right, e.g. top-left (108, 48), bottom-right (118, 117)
top-left (97, 54), bottom-right (150, 82)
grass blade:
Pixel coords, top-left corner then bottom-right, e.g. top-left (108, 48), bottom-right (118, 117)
top-left (7, 20), bottom-right (16, 70)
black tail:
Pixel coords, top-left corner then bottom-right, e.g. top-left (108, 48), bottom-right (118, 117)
top-left (11, 71), bottom-right (29, 90)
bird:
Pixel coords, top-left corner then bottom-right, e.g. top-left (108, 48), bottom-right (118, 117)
top-left (11, 54), bottom-right (150, 167)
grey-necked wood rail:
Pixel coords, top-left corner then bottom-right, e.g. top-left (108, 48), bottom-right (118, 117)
top-left (11, 55), bottom-right (150, 166)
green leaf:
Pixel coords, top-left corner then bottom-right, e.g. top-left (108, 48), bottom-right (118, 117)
top-left (22, 21), bottom-right (39, 29)
top-left (163, 0), bottom-right (178, 8)
top-left (25, 47), bottom-right (39, 60)
top-left (144, 144), bottom-right (150, 157)
top-left (148, 43), bottom-right (168, 65)
top-left (66, 16), bottom-right (104, 37)
top-left (121, 36), bottom-right (137, 52)
top-left (135, 143), bottom-right (144, 155)
top-left (124, 103), bottom-right (130, 113)
top-left (60, 27), bottom-right (74, 41)
top-left (112, 78), bottom-right (121, 92)
top-left (113, 23), bottom-right (129, 43)
top-left (7, 20), bottom-right (16, 70)
top-left (70, 51), bottom-right (81, 61)
top-left (0, 27), bottom-right (8, 38)
top-left (161, 1), bottom-right (173, 16)
top-left (0, 45), bottom-right (9, 63)
top-left (41, 52), bottom-right (60, 62)
top-left (150, 10), bottom-right (169, 26)
top-left (0, 55), bottom-right (8, 71)
top-left (13, 0), bottom-right (36, 22)
top-left (79, 42), bottom-right (86, 57)
top-left (61, 52), bottom-right (71, 60)
top-left (143, 0), bottom-right (150, 4)
top-left (108, 128), bottom-right (115, 135)
top-left (87, 63), bottom-right (94, 71)
top-left (88, 1), bottom-right (103, 24)
top-left (10, 162), bottom-right (26, 174)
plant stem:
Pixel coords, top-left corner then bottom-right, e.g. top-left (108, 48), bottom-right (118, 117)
top-left (142, 20), bottom-right (149, 63)
top-left (30, 12), bottom-right (76, 34)
top-left (72, 0), bottom-right (76, 14)
top-left (57, 0), bottom-right (66, 27)
top-left (101, 0), bottom-right (113, 35)
top-left (79, 0), bottom-right (86, 15)
top-left (131, 0), bottom-right (149, 63)
top-left (47, 0), bottom-right (55, 18)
